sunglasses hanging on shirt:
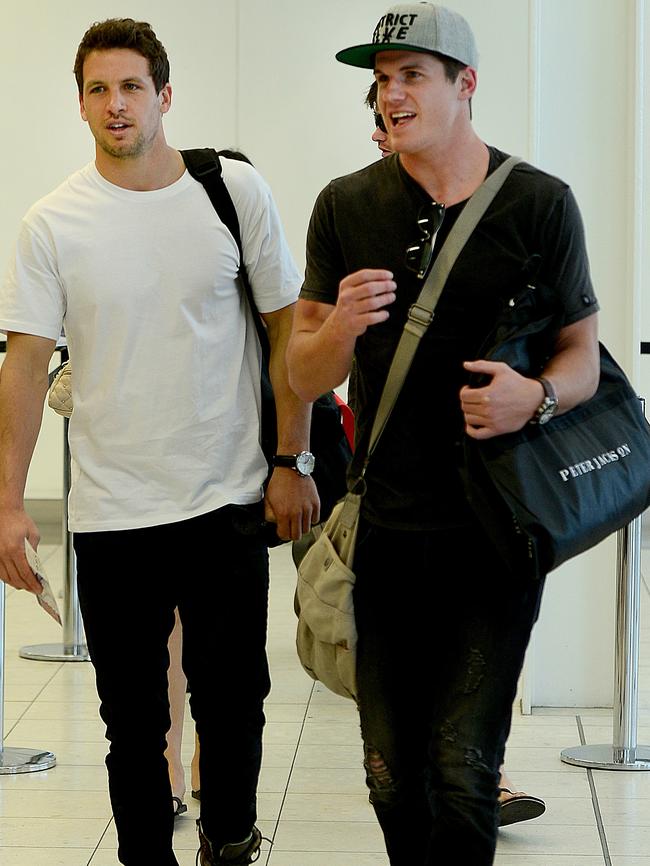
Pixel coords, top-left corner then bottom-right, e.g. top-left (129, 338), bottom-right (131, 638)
top-left (405, 200), bottom-right (446, 279)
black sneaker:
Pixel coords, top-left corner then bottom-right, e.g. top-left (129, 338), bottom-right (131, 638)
top-left (196, 820), bottom-right (263, 865)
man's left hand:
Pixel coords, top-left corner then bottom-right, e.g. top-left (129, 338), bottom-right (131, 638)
top-left (264, 469), bottom-right (321, 541)
top-left (460, 360), bottom-right (544, 439)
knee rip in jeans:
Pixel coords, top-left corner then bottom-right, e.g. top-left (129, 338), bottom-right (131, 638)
top-left (364, 745), bottom-right (396, 796)
top-left (440, 720), bottom-right (457, 744)
top-left (465, 746), bottom-right (492, 775)
top-left (463, 648), bottom-right (486, 694)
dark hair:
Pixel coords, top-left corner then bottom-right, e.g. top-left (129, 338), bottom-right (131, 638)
top-left (364, 81), bottom-right (387, 133)
top-left (436, 54), bottom-right (473, 118)
top-left (365, 80), bottom-right (378, 111)
top-left (435, 53), bottom-right (467, 84)
top-left (74, 19), bottom-right (169, 94)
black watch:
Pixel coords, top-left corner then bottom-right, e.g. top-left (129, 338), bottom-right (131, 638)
top-left (272, 451), bottom-right (315, 477)
top-left (530, 376), bottom-right (559, 425)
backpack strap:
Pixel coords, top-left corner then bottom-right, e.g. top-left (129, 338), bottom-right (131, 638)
top-left (180, 148), bottom-right (270, 355)
top-left (180, 148), bottom-right (243, 254)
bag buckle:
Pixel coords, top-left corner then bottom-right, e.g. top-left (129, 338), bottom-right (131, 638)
top-left (407, 303), bottom-right (434, 334)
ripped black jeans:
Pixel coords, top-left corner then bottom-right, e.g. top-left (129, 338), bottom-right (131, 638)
top-left (353, 518), bottom-right (545, 866)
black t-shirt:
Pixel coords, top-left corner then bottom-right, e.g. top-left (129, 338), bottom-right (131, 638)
top-left (301, 147), bottom-right (599, 530)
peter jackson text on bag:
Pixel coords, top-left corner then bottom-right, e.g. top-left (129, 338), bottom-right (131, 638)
top-left (459, 284), bottom-right (650, 580)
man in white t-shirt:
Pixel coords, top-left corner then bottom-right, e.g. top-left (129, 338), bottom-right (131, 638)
top-left (0, 18), bottom-right (319, 866)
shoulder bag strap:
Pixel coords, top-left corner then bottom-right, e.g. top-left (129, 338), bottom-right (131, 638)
top-left (361, 156), bottom-right (522, 474)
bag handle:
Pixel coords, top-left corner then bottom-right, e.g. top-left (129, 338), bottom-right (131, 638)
top-left (360, 156), bottom-right (522, 477)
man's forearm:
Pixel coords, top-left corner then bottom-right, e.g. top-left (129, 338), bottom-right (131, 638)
top-left (269, 355), bottom-right (312, 452)
top-left (0, 359), bottom-right (49, 509)
top-left (287, 302), bottom-right (356, 403)
top-left (541, 316), bottom-right (600, 414)
top-left (264, 306), bottom-right (312, 451)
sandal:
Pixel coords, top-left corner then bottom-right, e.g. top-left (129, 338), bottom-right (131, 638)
top-left (172, 796), bottom-right (187, 819)
top-left (498, 787), bottom-right (546, 827)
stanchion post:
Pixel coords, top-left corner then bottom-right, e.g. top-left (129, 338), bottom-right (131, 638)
top-left (613, 517), bottom-right (642, 763)
top-left (61, 416), bottom-right (85, 651)
top-left (0, 340), bottom-right (56, 769)
top-left (0, 583), bottom-right (56, 773)
top-left (19, 349), bottom-right (89, 662)
top-left (560, 513), bottom-right (650, 770)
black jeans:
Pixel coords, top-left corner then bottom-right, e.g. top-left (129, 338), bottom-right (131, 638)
top-left (74, 505), bottom-right (271, 866)
top-left (353, 518), bottom-right (545, 866)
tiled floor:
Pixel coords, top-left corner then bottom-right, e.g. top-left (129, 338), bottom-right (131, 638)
top-left (2, 533), bottom-right (650, 864)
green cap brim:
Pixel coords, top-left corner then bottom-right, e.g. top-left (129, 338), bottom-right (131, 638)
top-left (335, 42), bottom-right (436, 69)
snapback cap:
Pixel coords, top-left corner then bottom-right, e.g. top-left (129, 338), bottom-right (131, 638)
top-left (336, 3), bottom-right (478, 70)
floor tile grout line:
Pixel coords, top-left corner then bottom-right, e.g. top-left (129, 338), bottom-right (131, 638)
top-left (264, 679), bottom-right (317, 865)
top-left (576, 714), bottom-right (612, 866)
top-left (1, 661), bottom-right (67, 739)
top-left (85, 815), bottom-right (115, 865)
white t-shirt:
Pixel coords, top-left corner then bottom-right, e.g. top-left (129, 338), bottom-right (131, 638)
top-left (0, 157), bottom-right (302, 531)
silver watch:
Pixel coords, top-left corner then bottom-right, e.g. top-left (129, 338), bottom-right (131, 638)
top-left (530, 376), bottom-right (559, 425)
top-left (272, 451), bottom-right (316, 477)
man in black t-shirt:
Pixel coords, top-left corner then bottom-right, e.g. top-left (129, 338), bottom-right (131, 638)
top-left (287, 4), bottom-right (599, 865)
top-left (364, 73), bottom-right (549, 834)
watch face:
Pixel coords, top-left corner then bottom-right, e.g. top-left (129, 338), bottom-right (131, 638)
top-left (537, 402), bottom-right (558, 425)
top-left (296, 451), bottom-right (315, 476)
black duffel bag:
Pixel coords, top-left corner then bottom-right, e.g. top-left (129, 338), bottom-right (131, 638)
top-left (459, 284), bottom-right (650, 580)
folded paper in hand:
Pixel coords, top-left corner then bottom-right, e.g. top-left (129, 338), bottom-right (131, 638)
top-left (24, 539), bottom-right (62, 624)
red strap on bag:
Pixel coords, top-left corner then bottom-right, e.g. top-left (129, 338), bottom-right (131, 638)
top-left (333, 394), bottom-right (355, 450)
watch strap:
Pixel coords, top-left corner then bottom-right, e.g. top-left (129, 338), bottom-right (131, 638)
top-left (273, 454), bottom-right (298, 468)
top-left (536, 376), bottom-right (557, 403)
top-left (531, 376), bottom-right (559, 424)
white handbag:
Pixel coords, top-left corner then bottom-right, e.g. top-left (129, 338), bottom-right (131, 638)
top-left (47, 361), bottom-right (73, 417)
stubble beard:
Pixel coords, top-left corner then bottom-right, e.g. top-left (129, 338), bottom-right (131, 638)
top-left (98, 130), bottom-right (149, 160)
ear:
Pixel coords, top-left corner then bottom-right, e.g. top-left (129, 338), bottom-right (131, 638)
top-left (458, 67), bottom-right (478, 102)
top-left (79, 91), bottom-right (88, 122)
top-left (159, 83), bottom-right (172, 115)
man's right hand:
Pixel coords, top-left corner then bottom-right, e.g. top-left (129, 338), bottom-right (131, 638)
top-left (0, 509), bottom-right (43, 593)
top-left (330, 269), bottom-right (397, 338)
top-left (287, 269), bottom-right (397, 403)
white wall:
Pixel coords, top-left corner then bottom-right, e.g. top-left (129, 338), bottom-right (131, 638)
top-left (639, 0), bottom-right (650, 400)
top-left (522, 0), bottom-right (635, 709)
top-left (1, 0), bottom-right (647, 707)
